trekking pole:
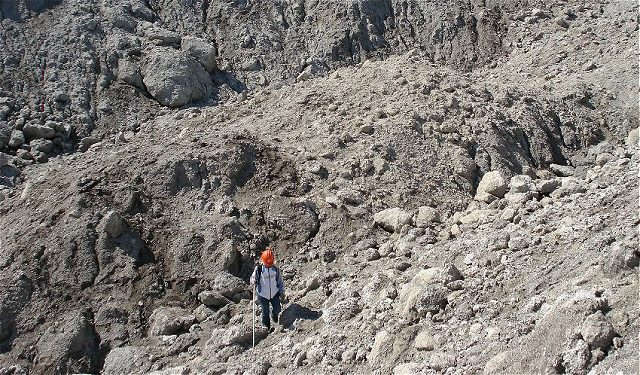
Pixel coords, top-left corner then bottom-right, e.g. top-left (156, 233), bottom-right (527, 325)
top-left (252, 281), bottom-right (256, 348)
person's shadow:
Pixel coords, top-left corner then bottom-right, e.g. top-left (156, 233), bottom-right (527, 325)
top-left (280, 303), bottom-right (322, 329)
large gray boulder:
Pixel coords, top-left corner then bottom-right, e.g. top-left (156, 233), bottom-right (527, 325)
top-left (34, 309), bottom-right (99, 374)
top-left (102, 346), bottom-right (152, 375)
top-left (475, 171), bottom-right (507, 202)
top-left (23, 122), bottom-right (55, 140)
top-left (374, 207), bottom-right (412, 232)
top-left (148, 307), bottom-right (195, 336)
top-left (141, 48), bottom-right (213, 107)
top-left (181, 36), bottom-right (217, 72)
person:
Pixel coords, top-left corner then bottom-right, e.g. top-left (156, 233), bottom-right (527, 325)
top-left (250, 248), bottom-right (285, 332)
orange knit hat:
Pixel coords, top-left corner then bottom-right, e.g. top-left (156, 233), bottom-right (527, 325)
top-left (261, 248), bottom-right (274, 267)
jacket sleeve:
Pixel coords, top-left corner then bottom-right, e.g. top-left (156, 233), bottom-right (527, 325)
top-left (250, 266), bottom-right (257, 286)
top-left (276, 268), bottom-right (285, 294)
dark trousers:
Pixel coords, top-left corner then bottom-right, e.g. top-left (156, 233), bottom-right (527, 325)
top-left (258, 294), bottom-right (281, 328)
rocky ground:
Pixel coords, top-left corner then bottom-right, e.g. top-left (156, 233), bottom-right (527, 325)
top-left (0, 0), bottom-right (638, 374)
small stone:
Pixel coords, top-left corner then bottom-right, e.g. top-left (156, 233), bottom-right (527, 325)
top-left (556, 17), bottom-right (569, 28)
top-left (595, 153), bottom-right (614, 166)
top-left (414, 330), bottom-right (435, 351)
top-left (366, 248), bottom-right (381, 261)
top-left (626, 128), bottom-right (638, 148)
top-left (360, 124), bottom-right (374, 135)
top-left (396, 77), bottom-right (408, 85)
top-left (549, 164), bottom-right (574, 177)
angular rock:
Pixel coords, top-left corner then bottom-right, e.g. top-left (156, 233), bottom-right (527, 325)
top-left (198, 291), bottom-right (230, 308)
top-left (415, 206), bottom-right (441, 228)
top-left (181, 36), bottom-right (217, 72)
top-left (80, 136), bottom-right (101, 152)
top-left (142, 48), bottom-right (213, 107)
top-left (581, 311), bottom-right (616, 350)
top-left (475, 171), bottom-right (507, 202)
top-left (35, 309), bottom-right (99, 374)
top-left (102, 346), bottom-right (152, 375)
top-left (101, 210), bottom-right (126, 238)
top-left (148, 307), bottom-right (195, 336)
top-left (509, 175), bottom-right (536, 193)
top-left (8, 130), bottom-right (24, 148)
top-left (537, 178), bottom-right (561, 194)
top-left (23, 123), bottom-right (55, 139)
top-left (626, 128), bottom-right (638, 148)
top-left (374, 207), bottom-right (412, 232)
top-left (549, 164), bottom-right (574, 177)
top-left (117, 59), bottom-right (144, 90)
top-left (414, 330), bottom-right (435, 351)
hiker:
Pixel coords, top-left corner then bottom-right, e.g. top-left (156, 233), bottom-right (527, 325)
top-left (250, 248), bottom-right (285, 332)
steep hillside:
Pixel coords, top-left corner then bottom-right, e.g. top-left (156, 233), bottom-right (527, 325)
top-left (0, 0), bottom-right (638, 374)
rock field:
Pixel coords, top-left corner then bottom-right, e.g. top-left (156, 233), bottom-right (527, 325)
top-left (0, 0), bottom-right (638, 374)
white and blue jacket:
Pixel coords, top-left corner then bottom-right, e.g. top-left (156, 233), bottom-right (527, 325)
top-left (250, 265), bottom-right (285, 300)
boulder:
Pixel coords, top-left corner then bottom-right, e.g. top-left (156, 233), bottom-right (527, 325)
top-left (509, 175), bottom-right (536, 193)
top-left (181, 36), bottom-right (217, 72)
top-left (550, 177), bottom-right (586, 198)
top-left (35, 309), bottom-right (99, 374)
top-left (606, 242), bottom-right (640, 273)
top-left (414, 206), bottom-right (441, 228)
top-left (141, 48), bottom-right (213, 107)
top-left (102, 346), bottom-right (152, 375)
top-left (117, 59), bottom-right (144, 90)
top-left (23, 123), bottom-right (55, 139)
top-left (580, 311), bottom-right (616, 350)
top-left (397, 267), bottom-right (456, 319)
top-left (101, 210), bottom-right (126, 238)
top-left (323, 297), bottom-right (361, 323)
top-left (30, 139), bottom-right (54, 153)
top-left (475, 171), bottom-right (507, 202)
top-left (79, 136), bottom-right (101, 152)
top-left (193, 304), bottom-right (215, 322)
top-left (148, 307), bottom-right (195, 336)
top-left (374, 207), bottom-right (412, 232)
top-left (368, 330), bottom-right (394, 363)
top-left (198, 291), bottom-right (230, 308)
top-left (8, 130), bottom-right (24, 148)
top-left (537, 178), bottom-right (561, 194)
top-left (211, 272), bottom-right (247, 301)
top-left (0, 152), bottom-right (10, 167)
top-left (207, 324), bottom-right (268, 348)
